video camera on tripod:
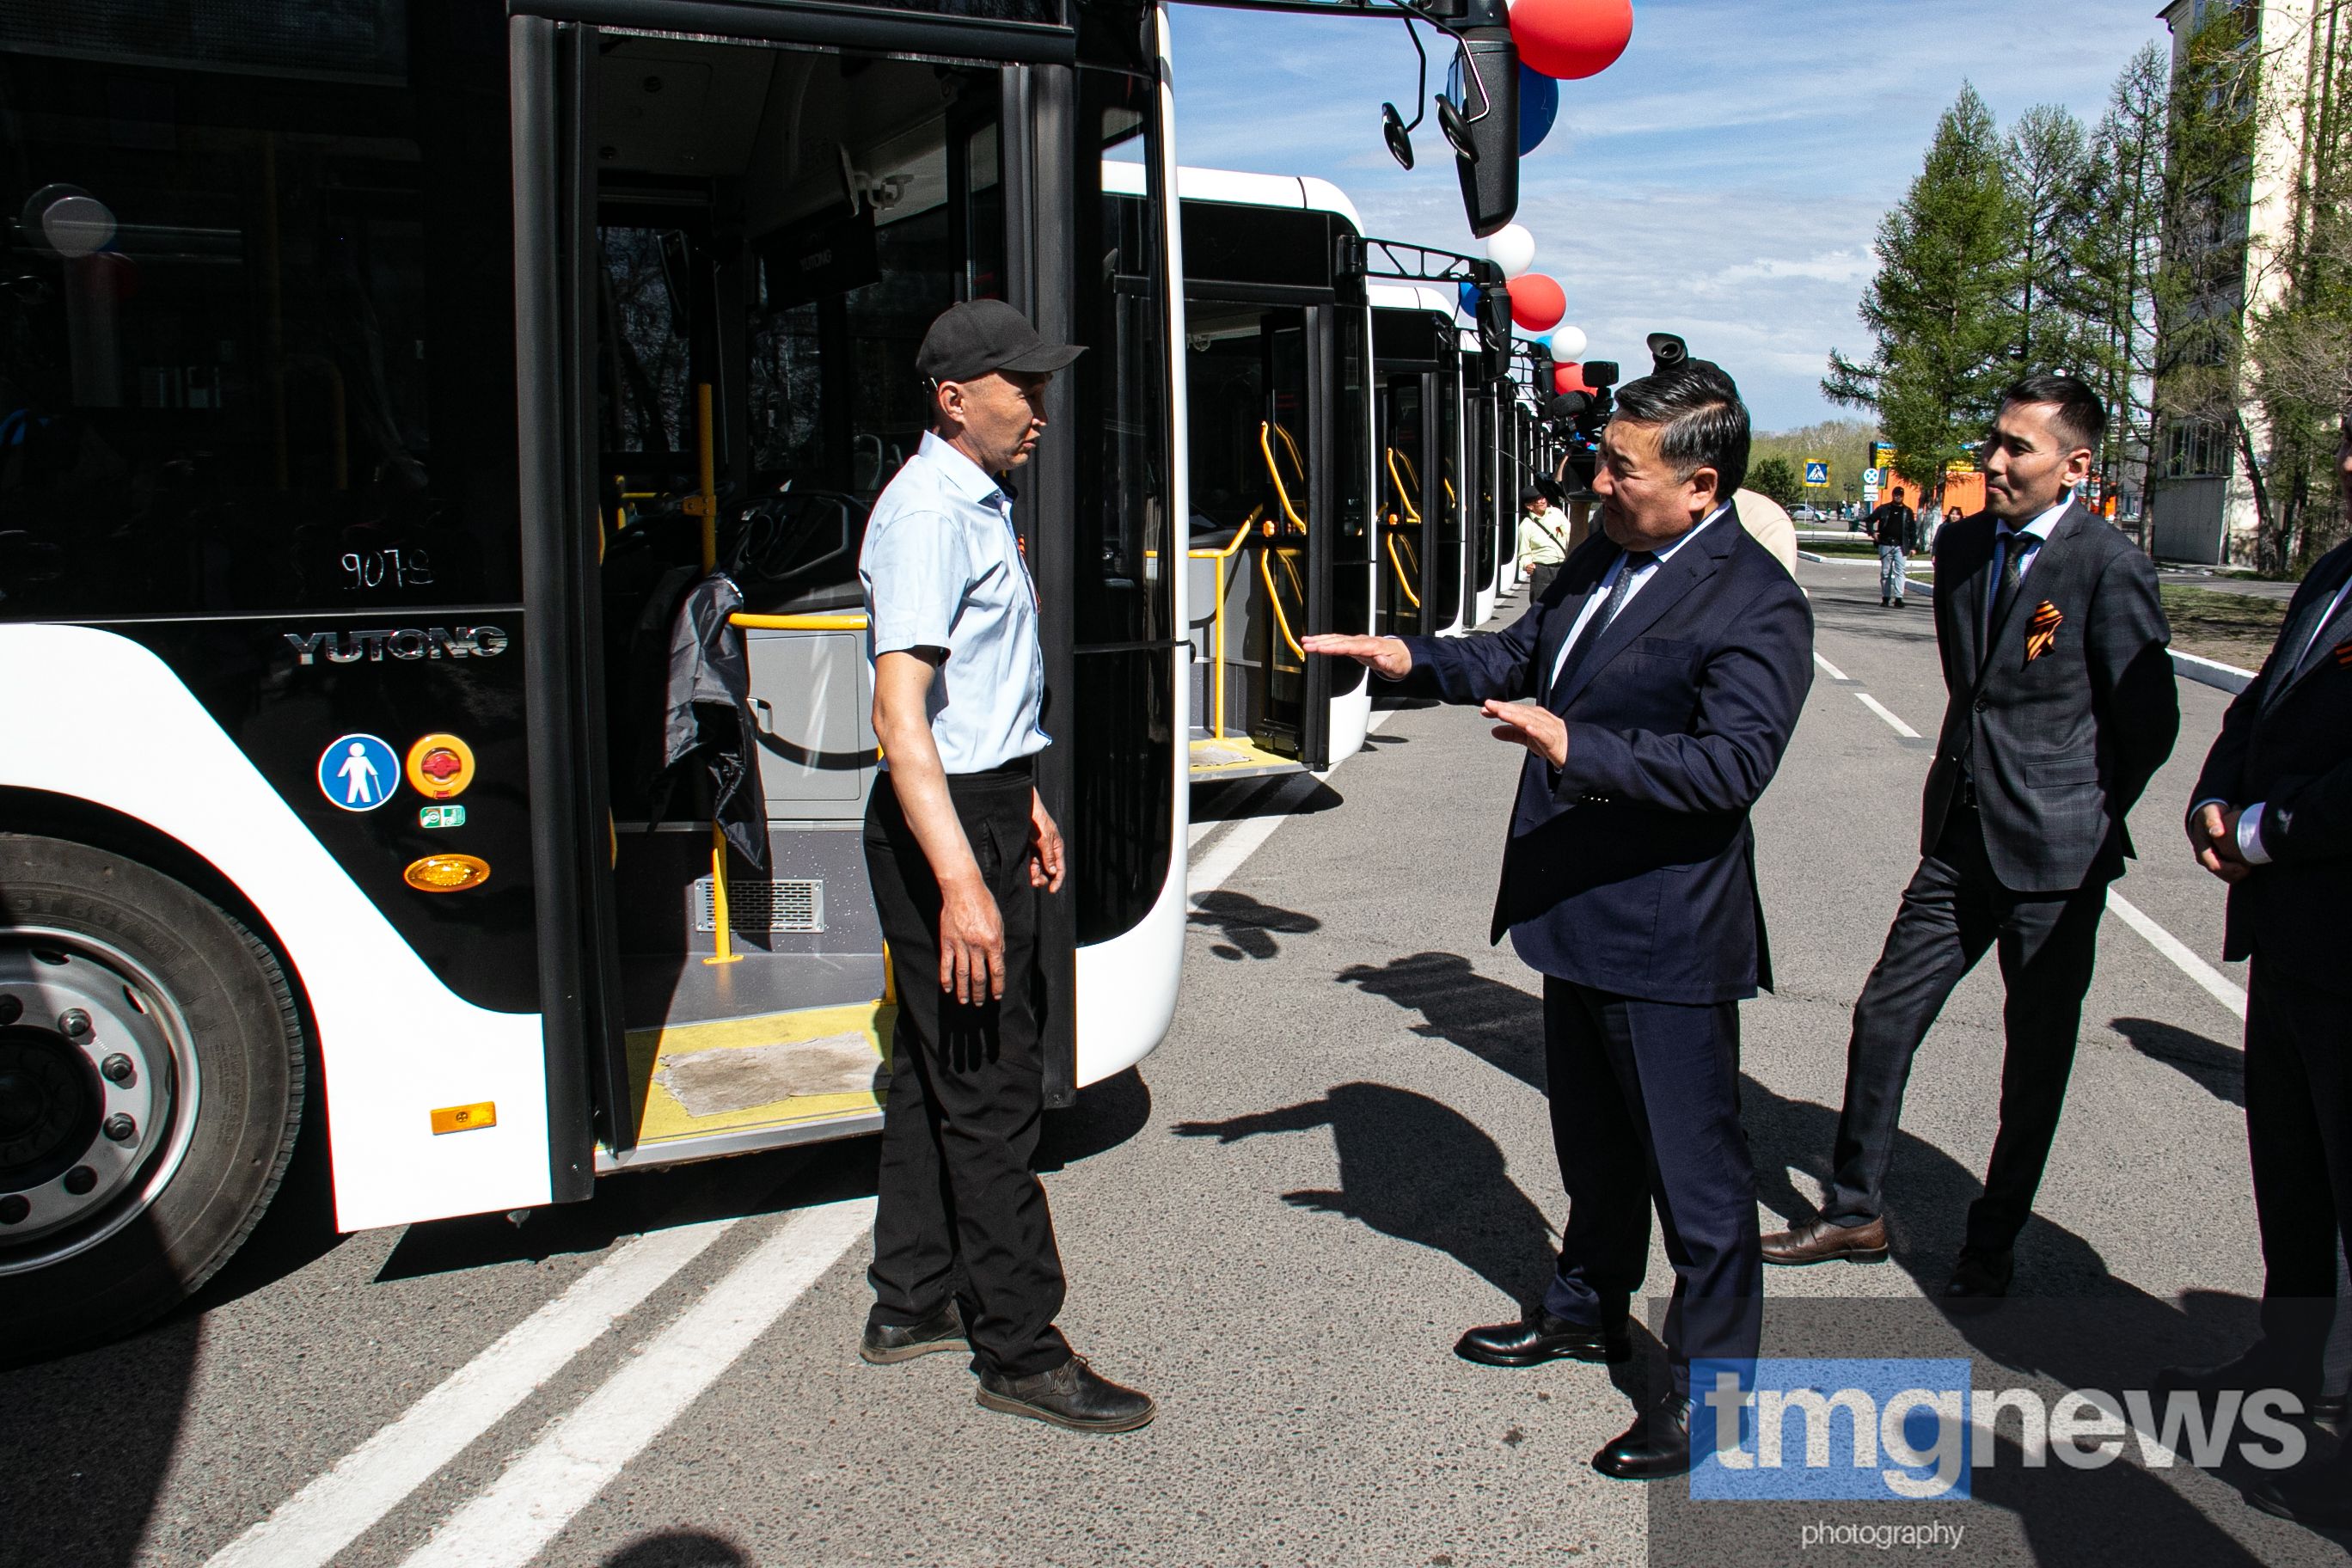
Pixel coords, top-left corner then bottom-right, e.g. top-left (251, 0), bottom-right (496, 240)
top-left (1539, 333), bottom-right (1691, 496)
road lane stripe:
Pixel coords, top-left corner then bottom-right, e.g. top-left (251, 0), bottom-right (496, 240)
top-left (206, 1216), bottom-right (746, 1568)
top-left (1813, 652), bottom-right (1850, 683)
top-left (396, 1197), bottom-right (876, 1568)
top-left (2104, 889), bottom-right (2248, 1022)
top-left (1188, 769), bottom-right (1325, 902)
top-left (1854, 693), bottom-right (1921, 738)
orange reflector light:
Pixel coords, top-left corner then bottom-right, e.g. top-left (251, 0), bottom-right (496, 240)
top-left (430, 1101), bottom-right (498, 1135)
top-left (403, 853), bottom-right (491, 893)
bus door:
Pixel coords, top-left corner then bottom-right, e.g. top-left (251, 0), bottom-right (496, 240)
top-left (1431, 341), bottom-right (1466, 636)
top-left (1467, 382), bottom-right (1498, 625)
top-left (1181, 296), bottom-right (1333, 779)
top-left (519, 20), bottom-right (1047, 1166)
top-left (1374, 338), bottom-right (1443, 637)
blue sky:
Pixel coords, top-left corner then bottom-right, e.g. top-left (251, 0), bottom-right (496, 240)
top-left (1166, 0), bottom-right (2174, 430)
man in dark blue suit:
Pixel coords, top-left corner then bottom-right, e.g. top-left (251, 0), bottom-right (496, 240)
top-left (2171, 409), bottom-right (2352, 1532)
top-left (1304, 361), bottom-right (1814, 1479)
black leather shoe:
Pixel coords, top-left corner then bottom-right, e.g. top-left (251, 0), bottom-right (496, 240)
top-left (976, 1355), bottom-right (1156, 1433)
top-left (859, 1302), bottom-right (967, 1365)
top-left (1593, 1394), bottom-right (1694, 1480)
top-left (1941, 1248), bottom-right (2012, 1309)
top-left (2245, 1464), bottom-right (2352, 1530)
top-left (1455, 1311), bottom-right (1632, 1369)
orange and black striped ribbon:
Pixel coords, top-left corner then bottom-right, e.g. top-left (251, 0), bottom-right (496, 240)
top-left (2025, 601), bottom-right (2064, 663)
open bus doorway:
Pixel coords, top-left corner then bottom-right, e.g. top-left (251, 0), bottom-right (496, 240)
top-left (1372, 289), bottom-right (1465, 640)
top-left (1174, 174), bottom-right (1374, 783)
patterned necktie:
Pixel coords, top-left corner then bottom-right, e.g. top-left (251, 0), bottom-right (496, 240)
top-left (1552, 550), bottom-right (1653, 700)
top-left (1984, 530), bottom-right (2026, 664)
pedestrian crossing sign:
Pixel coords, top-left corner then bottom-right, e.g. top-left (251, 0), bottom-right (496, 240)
top-left (1804, 462), bottom-right (1830, 487)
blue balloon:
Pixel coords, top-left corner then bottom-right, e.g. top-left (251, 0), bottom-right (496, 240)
top-left (1458, 280), bottom-right (1482, 318)
top-left (1446, 58), bottom-right (1562, 157)
top-left (1519, 64), bottom-right (1559, 156)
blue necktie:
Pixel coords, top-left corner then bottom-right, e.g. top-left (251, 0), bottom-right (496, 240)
top-left (1552, 550), bottom-right (1652, 701)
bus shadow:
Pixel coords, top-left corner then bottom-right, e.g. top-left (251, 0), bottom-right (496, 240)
top-left (1189, 776), bottom-right (1345, 825)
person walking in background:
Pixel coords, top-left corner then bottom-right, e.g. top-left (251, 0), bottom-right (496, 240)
top-left (1516, 486), bottom-right (1570, 600)
top-left (1920, 491), bottom-right (1946, 550)
top-left (1866, 487), bottom-right (1920, 609)
top-left (1761, 375), bottom-right (2177, 1304)
top-left (1302, 360), bottom-right (1813, 1479)
top-left (2167, 407), bottom-right (2352, 1532)
top-left (859, 299), bottom-right (1154, 1433)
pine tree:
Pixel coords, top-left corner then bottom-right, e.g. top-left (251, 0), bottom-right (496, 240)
top-left (2004, 103), bottom-right (2092, 372)
top-left (1825, 85), bottom-right (2020, 487)
top-left (2069, 45), bottom-right (2171, 525)
top-left (1747, 456), bottom-right (1806, 510)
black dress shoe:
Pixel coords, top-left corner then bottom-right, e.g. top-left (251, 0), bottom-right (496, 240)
top-left (1593, 1394), bottom-right (1694, 1480)
top-left (1455, 1311), bottom-right (1632, 1369)
top-left (1941, 1248), bottom-right (2012, 1308)
top-left (2245, 1463), bottom-right (2352, 1530)
top-left (976, 1355), bottom-right (1156, 1433)
top-left (859, 1301), bottom-right (967, 1365)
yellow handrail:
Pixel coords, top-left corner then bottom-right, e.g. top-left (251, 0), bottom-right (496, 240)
top-left (729, 613), bottom-right (870, 631)
top-left (1259, 544), bottom-right (1305, 660)
top-left (1259, 422), bottom-right (1307, 534)
top-left (1386, 448), bottom-right (1423, 525)
top-left (1387, 532), bottom-right (1423, 609)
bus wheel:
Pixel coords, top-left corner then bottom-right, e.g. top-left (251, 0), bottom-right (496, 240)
top-left (0, 834), bottom-right (304, 1360)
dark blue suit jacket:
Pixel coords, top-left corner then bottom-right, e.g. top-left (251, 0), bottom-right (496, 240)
top-left (1397, 505), bottom-right (1814, 1004)
top-left (2190, 536), bottom-right (2352, 994)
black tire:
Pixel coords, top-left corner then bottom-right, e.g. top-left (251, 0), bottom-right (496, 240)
top-left (0, 833), bottom-right (305, 1360)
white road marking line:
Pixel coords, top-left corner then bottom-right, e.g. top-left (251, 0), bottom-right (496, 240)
top-left (2105, 889), bottom-right (2248, 1022)
top-left (1813, 652), bottom-right (1850, 683)
top-left (1187, 769), bottom-right (1325, 902)
top-left (396, 1197), bottom-right (876, 1568)
top-left (206, 1216), bottom-right (746, 1568)
top-left (1854, 692), bottom-right (1920, 738)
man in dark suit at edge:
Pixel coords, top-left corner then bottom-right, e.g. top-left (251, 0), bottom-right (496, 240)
top-left (1763, 376), bottom-right (2178, 1302)
top-left (2170, 407), bottom-right (2352, 1532)
top-left (1302, 361), bottom-right (1814, 1479)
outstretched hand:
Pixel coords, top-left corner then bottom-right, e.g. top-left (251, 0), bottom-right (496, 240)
top-left (1482, 700), bottom-right (1568, 768)
top-left (1300, 634), bottom-right (1413, 680)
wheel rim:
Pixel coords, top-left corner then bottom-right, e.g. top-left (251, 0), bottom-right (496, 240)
top-left (0, 928), bottom-right (202, 1273)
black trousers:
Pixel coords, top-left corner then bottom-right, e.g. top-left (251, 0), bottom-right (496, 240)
top-left (863, 763), bottom-right (1069, 1379)
top-left (1527, 562), bottom-right (1560, 603)
top-left (1823, 805), bottom-right (2108, 1252)
top-left (1539, 977), bottom-right (1761, 1393)
top-left (2245, 966), bottom-right (2352, 1388)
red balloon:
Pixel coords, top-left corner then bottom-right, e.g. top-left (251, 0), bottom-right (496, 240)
top-left (1511, 0), bottom-right (1634, 82)
top-left (1509, 273), bottom-right (1567, 333)
top-left (1553, 362), bottom-right (1590, 397)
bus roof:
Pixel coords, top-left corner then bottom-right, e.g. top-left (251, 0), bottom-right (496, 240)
top-left (1368, 280), bottom-right (1458, 319)
top-left (1172, 167), bottom-right (1363, 232)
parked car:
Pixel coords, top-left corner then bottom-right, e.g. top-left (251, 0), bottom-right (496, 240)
top-left (1788, 505), bottom-right (1826, 524)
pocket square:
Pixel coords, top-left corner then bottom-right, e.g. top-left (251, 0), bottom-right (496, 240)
top-left (2025, 601), bottom-right (2063, 663)
top-left (2336, 637), bottom-right (2352, 668)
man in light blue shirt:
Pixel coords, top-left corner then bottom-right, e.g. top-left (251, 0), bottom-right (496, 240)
top-left (855, 297), bottom-right (1154, 1435)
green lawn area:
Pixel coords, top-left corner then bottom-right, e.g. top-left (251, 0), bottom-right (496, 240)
top-left (2162, 584), bottom-right (2287, 670)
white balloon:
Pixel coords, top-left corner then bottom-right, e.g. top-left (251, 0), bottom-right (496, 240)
top-left (1485, 223), bottom-right (1537, 279)
top-left (1547, 324), bottom-right (1589, 360)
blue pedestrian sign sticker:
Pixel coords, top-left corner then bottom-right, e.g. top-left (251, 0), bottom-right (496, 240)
top-left (1804, 461), bottom-right (1831, 487)
top-left (319, 734), bottom-right (399, 812)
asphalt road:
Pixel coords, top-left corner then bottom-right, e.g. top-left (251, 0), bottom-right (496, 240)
top-left (3, 560), bottom-right (2338, 1568)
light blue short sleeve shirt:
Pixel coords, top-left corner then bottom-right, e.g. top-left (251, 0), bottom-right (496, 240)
top-left (860, 430), bottom-right (1050, 774)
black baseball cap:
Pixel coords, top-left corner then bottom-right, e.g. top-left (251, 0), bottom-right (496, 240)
top-left (916, 298), bottom-right (1086, 383)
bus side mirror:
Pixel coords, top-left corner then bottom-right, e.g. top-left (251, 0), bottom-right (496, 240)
top-left (1449, 5), bottom-right (1518, 237)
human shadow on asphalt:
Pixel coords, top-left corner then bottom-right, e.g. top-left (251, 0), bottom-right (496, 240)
top-left (1172, 1082), bottom-right (1560, 1314)
top-left (601, 1528), bottom-right (751, 1566)
top-left (2112, 1014), bottom-right (2246, 1108)
top-left (1337, 951), bottom-right (1546, 1090)
top-left (1739, 1074), bottom-right (2343, 1564)
top-left (1189, 890), bottom-right (1323, 961)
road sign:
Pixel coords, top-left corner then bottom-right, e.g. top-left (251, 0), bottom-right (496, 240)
top-left (1864, 468), bottom-right (1883, 487)
top-left (1804, 462), bottom-right (1830, 487)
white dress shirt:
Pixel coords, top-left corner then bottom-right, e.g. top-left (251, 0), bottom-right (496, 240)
top-left (2196, 569), bottom-right (2352, 865)
top-left (1984, 498), bottom-right (2069, 634)
top-left (1545, 505), bottom-right (1731, 692)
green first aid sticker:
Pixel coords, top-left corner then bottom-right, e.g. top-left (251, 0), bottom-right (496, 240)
top-left (419, 805), bottom-right (468, 830)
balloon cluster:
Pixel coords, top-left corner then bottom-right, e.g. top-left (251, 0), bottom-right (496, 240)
top-left (1451, 0), bottom-right (1631, 377)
